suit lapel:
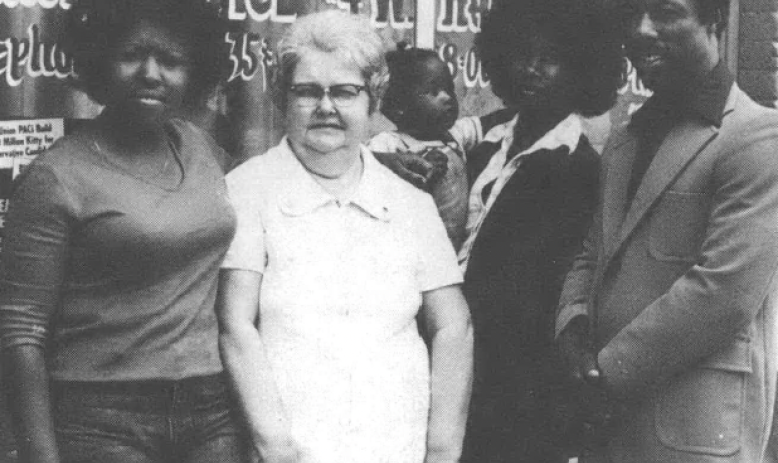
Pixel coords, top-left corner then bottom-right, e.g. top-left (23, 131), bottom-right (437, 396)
top-left (610, 121), bottom-right (718, 263)
top-left (602, 129), bottom-right (638, 261)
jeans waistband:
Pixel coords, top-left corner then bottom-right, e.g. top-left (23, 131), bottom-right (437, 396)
top-left (51, 372), bottom-right (230, 413)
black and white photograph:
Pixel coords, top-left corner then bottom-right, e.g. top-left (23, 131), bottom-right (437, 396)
top-left (1, 0), bottom-right (778, 462)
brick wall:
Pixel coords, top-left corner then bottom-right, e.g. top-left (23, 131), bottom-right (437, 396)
top-left (739, 0), bottom-right (778, 106)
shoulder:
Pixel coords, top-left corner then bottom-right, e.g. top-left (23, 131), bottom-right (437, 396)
top-left (704, 89), bottom-right (778, 187)
top-left (225, 143), bottom-right (290, 198)
top-left (25, 130), bottom-right (102, 189)
top-left (725, 88), bottom-right (778, 137)
top-left (449, 116), bottom-right (481, 142)
top-left (168, 118), bottom-right (234, 173)
top-left (228, 144), bottom-right (286, 179)
top-left (365, 149), bottom-right (436, 208)
top-left (367, 131), bottom-right (409, 153)
top-left (10, 146), bottom-right (81, 214)
top-left (451, 115), bottom-right (480, 132)
top-left (32, 127), bottom-right (93, 165)
top-left (718, 88), bottom-right (778, 157)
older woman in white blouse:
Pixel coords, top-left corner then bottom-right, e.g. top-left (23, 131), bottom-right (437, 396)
top-left (216, 10), bottom-right (473, 463)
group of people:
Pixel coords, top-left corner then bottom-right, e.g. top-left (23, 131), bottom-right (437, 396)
top-left (2, 0), bottom-right (778, 462)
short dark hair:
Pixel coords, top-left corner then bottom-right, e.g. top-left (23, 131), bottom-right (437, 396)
top-left (621, 0), bottom-right (729, 38)
top-left (63, 0), bottom-right (231, 105)
top-left (691, 0), bottom-right (730, 37)
top-left (476, 0), bottom-right (625, 117)
top-left (380, 45), bottom-right (443, 124)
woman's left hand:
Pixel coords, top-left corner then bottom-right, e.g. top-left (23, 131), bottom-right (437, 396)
top-left (424, 449), bottom-right (461, 463)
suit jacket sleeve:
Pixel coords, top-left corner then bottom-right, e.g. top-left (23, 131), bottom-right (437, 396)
top-left (555, 142), bottom-right (607, 338)
top-left (556, 205), bottom-right (600, 338)
top-left (599, 121), bottom-right (778, 398)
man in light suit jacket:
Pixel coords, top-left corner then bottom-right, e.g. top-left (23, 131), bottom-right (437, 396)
top-left (556, 0), bottom-right (778, 461)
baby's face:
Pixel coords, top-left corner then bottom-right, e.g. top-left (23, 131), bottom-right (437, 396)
top-left (403, 57), bottom-right (459, 139)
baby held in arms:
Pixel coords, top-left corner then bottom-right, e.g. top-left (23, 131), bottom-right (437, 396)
top-left (369, 44), bottom-right (513, 250)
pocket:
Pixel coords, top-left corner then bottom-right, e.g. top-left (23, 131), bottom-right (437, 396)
top-left (649, 191), bottom-right (710, 263)
top-left (654, 362), bottom-right (747, 456)
top-left (54, 392), bottom-right (134, 462)
top-left (189, 374), bottom-right (231, 413)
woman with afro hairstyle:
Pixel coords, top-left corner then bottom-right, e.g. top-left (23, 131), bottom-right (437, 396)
top-left (0, 1), bottom-right (247, 462)
top-left (459, 0), bottom-right (624, 461)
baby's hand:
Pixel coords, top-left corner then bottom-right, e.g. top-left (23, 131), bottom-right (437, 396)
top-left (373, 150), bottom-right (435, 190)
top-left (420, 147), bottom-right (449, 186)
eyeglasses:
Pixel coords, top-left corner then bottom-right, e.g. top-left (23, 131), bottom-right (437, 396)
top-left (288, 84), bottom-right (368, 107)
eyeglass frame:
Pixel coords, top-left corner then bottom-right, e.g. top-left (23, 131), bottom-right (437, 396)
top-left (287, 83), bottom-right (369, 108)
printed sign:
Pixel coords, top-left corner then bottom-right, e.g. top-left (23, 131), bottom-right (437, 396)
top-left (0, 117), bottom-right (64, 250)
top-left (0, 1), bottom-right (652, 153)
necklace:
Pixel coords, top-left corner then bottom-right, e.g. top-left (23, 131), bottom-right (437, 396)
top-left (92, 136), bottom-right (183, 190)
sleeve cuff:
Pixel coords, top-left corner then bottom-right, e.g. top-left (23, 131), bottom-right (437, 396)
top-left (555, 303), bottom-right (589, 339)
top-left (598, 342), bottom-right (647, 399)
top-left (0, 305), bottom-right (49, 351)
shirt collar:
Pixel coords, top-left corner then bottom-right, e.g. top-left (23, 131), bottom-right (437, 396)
top-left (350, 146), bottom-right (392, 221)
top-left (483, 114), bottom-right (516, 144)
top-left (277, 138), bottom-right (391, 221)
top-left (503, 113), bottom-right (582, 161)
top-left (631, 61), bottom-right (733, 130)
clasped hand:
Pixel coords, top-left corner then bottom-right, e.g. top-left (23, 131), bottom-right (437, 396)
top-left (372, 148), bottom-right (448, 191)
top-left (556, 317), bottom-right (623, 453)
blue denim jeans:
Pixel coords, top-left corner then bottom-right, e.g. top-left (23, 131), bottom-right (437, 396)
top-left (52, 373), bottom-right (249, 463)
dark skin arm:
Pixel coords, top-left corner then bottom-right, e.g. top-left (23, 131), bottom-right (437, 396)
top-left (2, 329), bottom-right (60, 463)
top-left (374, 108), bottom-right (517, 190)
top-left (372, 151), bottom-right (438, 190)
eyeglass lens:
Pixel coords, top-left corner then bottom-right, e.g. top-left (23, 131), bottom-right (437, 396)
top-left (289, 84), bottom-right (364, 107)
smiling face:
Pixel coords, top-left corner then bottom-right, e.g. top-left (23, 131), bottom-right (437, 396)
top-left (624, 0), bottom-right (719, 93)
top-left (501, 31), bottom-right (576, 118)
top-left (104, 20), bottom-right (193, 128)
top-left (285, 49), bottom-right (371, 158)
top-left (398, 56), bottom-right (459, 140)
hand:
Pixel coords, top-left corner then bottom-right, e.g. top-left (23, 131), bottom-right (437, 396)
top-left (424, 448), bottom-right (461, 463)
top-left (420, 147), bottom-right (449, 186)
top-left (372, 151), bottom-right (435, 190)
top-left (555, 315), bottom-right (613, 453)
top-left (255, 436), bottom-right (301, 463)
top-left (557, 315), bottom-right (600, 386)
top-left (576, 380), bottom-right (622, 451)
top-left (551, 373), bottom-right (623, 455)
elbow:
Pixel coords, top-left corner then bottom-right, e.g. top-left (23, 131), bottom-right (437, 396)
top-left (218, 323), bottom-right (258, 369)
top-left (436, 314), bottom-right (474, 351)
top-left (461, 316), bottom-right (474, 347)
top-left (218, 328), bottom-right (243, 369)
top-left (457, 309), bottom-right (475, 350)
